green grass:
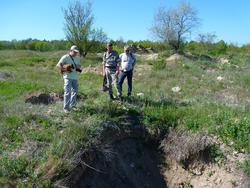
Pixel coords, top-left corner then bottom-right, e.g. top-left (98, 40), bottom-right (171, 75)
top-left (0, 81), bottom-right (40, 100)
top-left (207, 145), bottom-right (224, 162)
top-left (241, 160), bottom-right (250, 176)
top-left (0, 50), bottom-right (250, 186)
top-left (218, 117), bottom-right (250, 152)
top-left (143, 105), bottom-right (181, 132)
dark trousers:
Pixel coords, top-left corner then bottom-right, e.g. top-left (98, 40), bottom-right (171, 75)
top-left (117, 70), bottom-right (133, 96)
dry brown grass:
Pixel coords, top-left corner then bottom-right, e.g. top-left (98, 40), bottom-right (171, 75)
top-left (160, 130), bottom-right (213, 162)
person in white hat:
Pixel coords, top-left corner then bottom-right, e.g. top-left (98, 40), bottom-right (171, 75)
top-left (56, 45), bottom-right (82, 113)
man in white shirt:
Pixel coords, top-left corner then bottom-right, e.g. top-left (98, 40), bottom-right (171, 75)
top-left (117, 46), bottom-right (136, 98)
top-left (56, 45), bottom-right (82, 113)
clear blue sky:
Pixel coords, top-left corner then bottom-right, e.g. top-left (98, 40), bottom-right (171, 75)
top-left (0, 0), bottom-right (249, 45)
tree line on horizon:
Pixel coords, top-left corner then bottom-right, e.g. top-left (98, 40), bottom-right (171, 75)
top-left (0, 38), bottom-right (250, 56)
top-left (0, 39), bottom-right (166, 53)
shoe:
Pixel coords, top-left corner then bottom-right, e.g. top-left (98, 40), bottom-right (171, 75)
top-left (102, 86), bottom-right (109, 92)
top-left (117, 95), bottom-right (122, 101)
top-left (72, 107), bottom-right (80, 112)
top-left (109, 94), bottom-right (114, 100)
top-left (64, 109), bottom-right (70, 113)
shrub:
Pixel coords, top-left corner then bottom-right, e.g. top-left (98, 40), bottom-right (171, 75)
top-left (153, 59), bottom-right (166, 70)
top-left (0, 156), bottom-right (30, 179)
top-left (144, 105), bottom-right (180, 132)
top-left (207, 145), bottom-right (224, 162)
top-left (218, 118), bottom-right (250, 152)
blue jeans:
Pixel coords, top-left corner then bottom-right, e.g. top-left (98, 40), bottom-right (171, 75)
top-left (117, 70), bottom-right (133, 96)
top-left (64, 78), bottom-right (78, 110)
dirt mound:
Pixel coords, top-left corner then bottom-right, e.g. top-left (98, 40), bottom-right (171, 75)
top-left (130, 45), bottom-right (156, 54)
top-left (136, 53), bottom-right (159, 60)
top-left (25, 92), bottom-right (63, 105)
top-left (161, 131), bottom-right (250, 188)
top-left (166, 53), bottom-right (216, 64)
top-left (73, 138), bottom-right (167, 188)
top-left (184, 53), bottom-right (216, 62)
top-left (166, 53), bottom-right (184, 63)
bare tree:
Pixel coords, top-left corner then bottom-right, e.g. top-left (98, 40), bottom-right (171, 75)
top-left (63, 0), bottom-right (107, 56)
top-left (152, 1), bottom-right (199, 52)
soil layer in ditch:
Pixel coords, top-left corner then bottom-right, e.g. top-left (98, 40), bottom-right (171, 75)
top-left (72, 138), bottom-right (167, 188)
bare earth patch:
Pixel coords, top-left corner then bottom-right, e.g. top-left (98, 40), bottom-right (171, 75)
top-left (136, 53), bottom-right (159, 60)
top-left (161, 132), bottom-right (250, 188)
top-left (7, 140), bottom-right (42, 159)
top-left (215, 89), bottom-right (239, 105)
top-left (25, 92), bottom-right (63, 105)
top-left (164, 159), bottom-right (249, 188)
top-left (166, 53), bottom-right (185, 64)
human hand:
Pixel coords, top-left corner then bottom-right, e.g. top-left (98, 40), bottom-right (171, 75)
top-left (115, 71), bottom-right (119, 77)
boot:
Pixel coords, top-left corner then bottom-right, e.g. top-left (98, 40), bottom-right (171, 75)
top-left (109, 94), bottom-right (114, 100)
top-left (117, 93), bottom-right (122, 100)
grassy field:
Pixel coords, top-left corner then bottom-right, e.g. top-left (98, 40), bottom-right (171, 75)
top-left (0, 50), bottom-right (249, 187)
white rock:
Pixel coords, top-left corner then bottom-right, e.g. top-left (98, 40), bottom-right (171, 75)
top-left (136, 92), bottom-right (144, 97)
top-left (233, 151), bottom-right (239, 156)
top-left (217, 76), bottom-right (224, 81)
top-left (219, 58), bottom-right (229, 64)
top-left (172, 86), bottom-right (181, 93)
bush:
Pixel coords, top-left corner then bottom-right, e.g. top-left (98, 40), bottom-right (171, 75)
top-left (218, 118), bottom-right (250, 152)
top-left (207, 145), bottom-right (224, 162)
top-left (0, 156), bottom-right (30, 179)
top-left (144, 105), bottom-right (180, 131)
top-left (152, 59), bottom-right (166, 70)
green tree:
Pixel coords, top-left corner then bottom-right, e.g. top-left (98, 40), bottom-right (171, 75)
top-left (209, 40), bottom-right (227, 56)
top-left (197, 33), bottom-right (217, 55)
top-left (63, 0), bottom-right (107, 57)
